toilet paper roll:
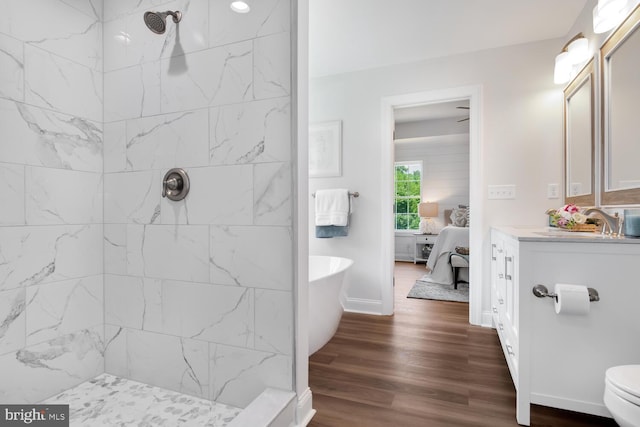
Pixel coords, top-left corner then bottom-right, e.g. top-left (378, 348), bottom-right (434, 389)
top-left (554, 283), bottom-right (590, 315)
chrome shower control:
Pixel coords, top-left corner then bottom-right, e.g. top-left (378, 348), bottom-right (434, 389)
top-left (162, 168), bottom-right (190, 201)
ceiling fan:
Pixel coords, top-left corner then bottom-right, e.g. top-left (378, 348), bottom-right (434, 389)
top-left (456, 106), bottom-right (469, 122)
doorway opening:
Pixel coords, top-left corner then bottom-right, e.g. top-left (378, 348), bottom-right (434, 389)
top-left (380, 86), bottom-right (483, 325)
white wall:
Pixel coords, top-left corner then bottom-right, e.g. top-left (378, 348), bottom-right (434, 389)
top-left (310, 38), bottom-right (565, 314)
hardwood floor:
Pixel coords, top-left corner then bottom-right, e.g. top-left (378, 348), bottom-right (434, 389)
top-left (308, 261), bottom-right (616, 427)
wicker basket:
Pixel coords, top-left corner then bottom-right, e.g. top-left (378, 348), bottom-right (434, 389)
top-left (560, 223), bottom-right (598, 232)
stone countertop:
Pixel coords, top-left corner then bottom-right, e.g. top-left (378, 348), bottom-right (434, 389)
top-left (492, 226), bottom-right (640, 244)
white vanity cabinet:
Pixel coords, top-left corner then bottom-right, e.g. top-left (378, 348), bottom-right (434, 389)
top-left (491, 227), bottom-right (640, 426)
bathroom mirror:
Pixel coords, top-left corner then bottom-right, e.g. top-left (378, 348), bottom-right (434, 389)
top-left (564, 59), bottom-right (595, 206)
top-left (600, 3), bottom-right (640, 205)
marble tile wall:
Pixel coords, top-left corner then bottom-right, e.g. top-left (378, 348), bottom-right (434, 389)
top-left (0, 0), bottom-right (294, 408)
top-left (0, 0), bottom-right (104, 404)
top-left (102, 0), bottom-right (294, 409)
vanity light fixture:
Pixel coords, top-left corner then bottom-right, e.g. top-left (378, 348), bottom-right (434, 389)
top-left (554, 33), bottom-right (589, 85)
top-left (230, 1), bottom-right (250, 13)
top-left (593, 0), bottom-right (631, 33)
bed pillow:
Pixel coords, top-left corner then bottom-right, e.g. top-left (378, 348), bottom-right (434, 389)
top-left (450, 207), bottom-right (467, 227)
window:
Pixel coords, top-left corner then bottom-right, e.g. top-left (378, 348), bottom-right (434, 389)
top-left (394, 161), bottom-right (422, 230)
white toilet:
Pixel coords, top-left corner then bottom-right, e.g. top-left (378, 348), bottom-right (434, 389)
top-left (604, 365), bottom-right (640, 427)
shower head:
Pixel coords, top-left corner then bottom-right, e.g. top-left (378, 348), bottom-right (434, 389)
top-left (143, 10), bottom-right (182, 34)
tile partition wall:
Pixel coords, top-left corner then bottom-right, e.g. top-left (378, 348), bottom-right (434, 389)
top-left (0, 0), bottom-right (294, 409)
top-left (0, 0), bottom-right (105, 403)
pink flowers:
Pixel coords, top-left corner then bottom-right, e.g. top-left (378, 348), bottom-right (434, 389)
top-left (549, 204), bottom-right (588, 229)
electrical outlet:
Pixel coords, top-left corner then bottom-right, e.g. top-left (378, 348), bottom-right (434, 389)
top-left (488, 185), bottom-right (516, 200)
top-left (547, 183), bottom-right (560, 199)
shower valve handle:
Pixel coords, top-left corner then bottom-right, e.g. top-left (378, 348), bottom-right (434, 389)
top-left (162, 168), bottom-right (190, 201)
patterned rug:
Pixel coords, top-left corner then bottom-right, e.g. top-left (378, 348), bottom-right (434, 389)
top-left (407, 275), bottom-right (469, 303)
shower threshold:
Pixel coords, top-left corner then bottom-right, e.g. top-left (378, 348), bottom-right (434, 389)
top-left (42, 373), bottom-right (241, 426)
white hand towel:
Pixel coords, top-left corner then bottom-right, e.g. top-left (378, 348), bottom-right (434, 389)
top-left (315, 189), bottom-right (350, 226)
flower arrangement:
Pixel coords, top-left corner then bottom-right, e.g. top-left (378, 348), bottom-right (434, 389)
top-left (547, 204), bottom-right (599, 230)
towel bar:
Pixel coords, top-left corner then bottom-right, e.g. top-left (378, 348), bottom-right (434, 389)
top-left (312, 191), bottom-right (359, 198)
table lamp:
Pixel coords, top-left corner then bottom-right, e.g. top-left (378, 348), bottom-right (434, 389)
top-left (418, 202), bottom-right (439, 234)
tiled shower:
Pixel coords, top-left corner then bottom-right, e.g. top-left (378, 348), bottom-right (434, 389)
top-left (0, 0), bottom-right (294, 415)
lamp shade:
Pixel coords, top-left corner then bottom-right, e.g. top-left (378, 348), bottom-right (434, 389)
top-left (418, 202), bottom-right (438, 218)
top-left (568, 37), bottom-right (589, 64)
top-left (554, 51), bottom-right (571, 84)
top-left (593, 0), bottom-right (630, 33)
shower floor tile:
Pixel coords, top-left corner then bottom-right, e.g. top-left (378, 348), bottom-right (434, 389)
top-left (43, 373), bottom-right (241, 426)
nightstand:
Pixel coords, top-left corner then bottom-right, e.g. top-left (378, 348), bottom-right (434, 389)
top-left (413, 233), bottom-right (438, 264)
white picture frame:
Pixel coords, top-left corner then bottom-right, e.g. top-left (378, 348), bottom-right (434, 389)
top-left (309, 120), bottom-right (342, 178)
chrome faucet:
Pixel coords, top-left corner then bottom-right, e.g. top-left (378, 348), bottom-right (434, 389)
top-left (582, 207), bottom-right (621, 236)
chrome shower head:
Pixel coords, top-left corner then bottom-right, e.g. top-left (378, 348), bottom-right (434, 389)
top-left (143, 10), bottom-right (182, 34)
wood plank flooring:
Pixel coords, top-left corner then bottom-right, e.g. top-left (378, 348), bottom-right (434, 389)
top-left (308, 261), bottom-right (616, 427)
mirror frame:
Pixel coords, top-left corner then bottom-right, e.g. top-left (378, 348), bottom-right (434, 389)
top-left (600, 3), bottom-right (640, 205)
top-left (564, 58), bottom-right (595, 206)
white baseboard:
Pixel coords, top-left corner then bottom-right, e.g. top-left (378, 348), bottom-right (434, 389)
top-left (530, 392), bottom-right (612, 419)
top-left (481, 310), bottom-right (494, 328)
top-left (295, 387), bottom-right (316, 426)
top-left (344, 297), bottom-right (383, 315)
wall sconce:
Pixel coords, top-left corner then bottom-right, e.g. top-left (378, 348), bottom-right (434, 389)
top-left (554, 33), bottom-right (590, 85)
top-left (593, 0), bottom-right (631, 33)
top-left (418, 202), bottom-right (439, 234)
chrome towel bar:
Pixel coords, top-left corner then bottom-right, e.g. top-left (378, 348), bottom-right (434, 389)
top-left (312, 191), bottom-right (359, 198)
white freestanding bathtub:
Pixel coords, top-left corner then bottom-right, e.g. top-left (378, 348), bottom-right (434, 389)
top-left (308, 255), bottom-right (354, 355)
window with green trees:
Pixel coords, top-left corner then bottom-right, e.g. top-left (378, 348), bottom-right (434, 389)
top-left (394, 161), bottom-right (422, 230)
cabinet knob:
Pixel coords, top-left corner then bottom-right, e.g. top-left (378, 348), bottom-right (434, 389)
top-left (506, 344), bottom-right (515, 356)
top-left (505, 275), bottom-right (512, 281)
top-left (498, 298), bottom-right (504, 305)
top-left (498, 273), bottom-right (504, 279)
top-left (498, 323), bottom-right (504, 330)
top-left (492, 307), bottom-right (498, 313)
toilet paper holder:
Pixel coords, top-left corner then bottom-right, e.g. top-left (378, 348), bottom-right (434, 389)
top-left (532, 284), bottom-right (600, 302)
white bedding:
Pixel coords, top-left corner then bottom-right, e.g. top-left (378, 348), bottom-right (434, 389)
top-left (422, 225), bottom-right (469, 286)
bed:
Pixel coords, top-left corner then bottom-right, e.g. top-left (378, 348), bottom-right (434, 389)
top-left (421, 217), bottom-right (469, 286)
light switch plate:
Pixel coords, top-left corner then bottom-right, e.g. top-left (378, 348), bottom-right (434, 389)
top-left (547, 183), bottom-right (560, 199)
top-left (488, 185), bottom-right (516, 200)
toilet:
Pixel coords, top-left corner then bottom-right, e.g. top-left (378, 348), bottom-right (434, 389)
top-left (604, 365), bottom-right (640, 427)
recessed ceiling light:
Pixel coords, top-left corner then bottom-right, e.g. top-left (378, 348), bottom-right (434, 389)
top-left (230, 1), bottom-right (250, 13)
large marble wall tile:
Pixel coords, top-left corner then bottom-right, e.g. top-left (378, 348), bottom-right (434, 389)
top-left (209, 0), bottom-right (290, 47)
top-left (24, 46), bottom-right (102, 122)
top-left (209, 97), bottom-right (291, 165)
top-left (126, 329), bottom-right (209, 399)
top-left (126, 109), bottom-right (209, 171)
top-left (105, 275), bottom-right (162, 331)
top-left (103, 18), bottom-right (129, 72)
top-left (209, 344), bottom-right (292, 408)
top-left (104, 224), bottom-right (127, 274)
top-left (0, 163), bottom-right (25, 225)
top-left (254, 289), bottom-right (292, 355)
top-left (104, 62), bottom-right (161, 122)
top-left (104, 325), bottom-right (127, 378)
top-left (25, 167), bottom-right (103, 225)
top-left (104, 171), bottom-right (161, 224)
top-left (161, 166), bottom-right (252, 225)
top-left (1, 0), bottom-right (102, 70)
top-left (126, 225), bottom-right (209, 282)
top-left (0, 100), bottom-right (103, 172)
top-left (26, 275), bottom-right (103, 346)
top-left (0, 326), bottom-right (104, 404)
top-left (0, 288), bottom-right (26, 356)
top-left (104, 121), bottom-right (127, 173)
top-left (160, 41), bottom-right (252, 113)
top-left (253, 33), bottom-right (290, 100)
top-left (210, 226), bottom-right (292, 290)
top-left (162, 281), bottom-right (254, 347)
top-left (0, 225), bottom-right (102, 292)
top-left (63, 0), bottom-right (103, 21)
top-left (0, 33), bottom-right (24, 101)
top-left (254, 162), bottom-right (291, 226)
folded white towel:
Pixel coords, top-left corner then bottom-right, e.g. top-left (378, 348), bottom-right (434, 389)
top-left (315, 189), bottom-right (350, 226)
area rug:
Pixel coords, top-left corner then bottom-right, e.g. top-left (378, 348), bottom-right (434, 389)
top-left (407, 276), bottom-right (469, 303)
